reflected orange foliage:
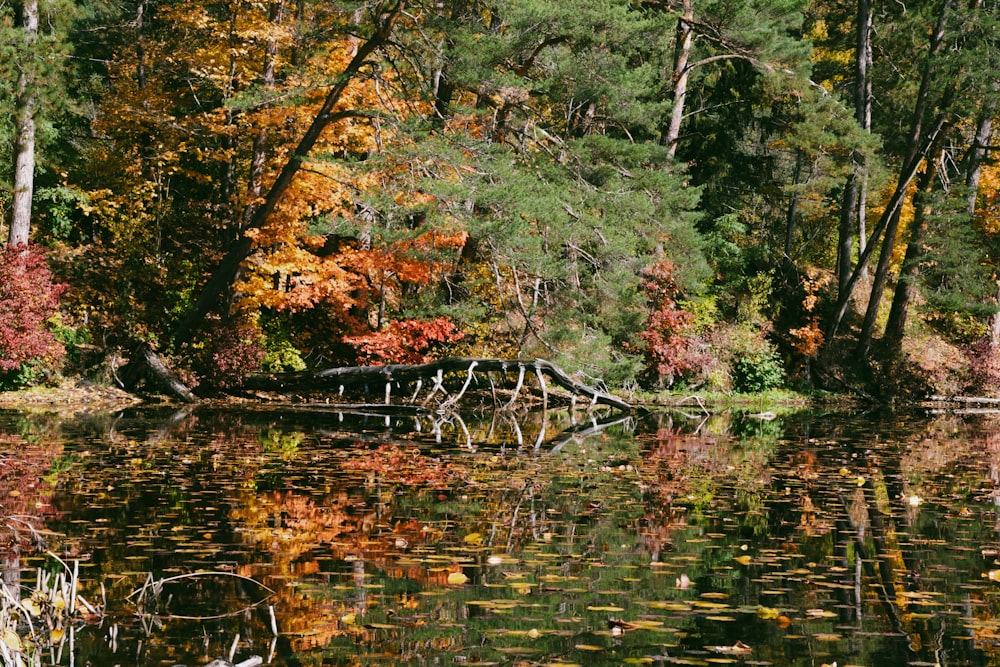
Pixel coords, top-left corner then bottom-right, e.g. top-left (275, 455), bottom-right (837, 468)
top-left (224, 442), bottom-right (479, 649)
top-left (0, 434), bottom-right (61, 555)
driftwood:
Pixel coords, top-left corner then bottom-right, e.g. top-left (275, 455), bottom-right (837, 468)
top-left (119, 349), bottom-right (633, 412)
top-left (927, 394), bottom-right (1000, 404)
top-left (926, 395), bottom-right (1000, 415)
top-left (245, 357), bottom-right (633, 412)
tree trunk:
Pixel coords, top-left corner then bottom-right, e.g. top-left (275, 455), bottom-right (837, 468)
top-left (134, 0), bottom-right (147, 89)
top-left (243, 0), bottom-right (284, 227)
top-left (881, 141), bottom-right (944, 355)
top-left (8, 0), bottom-right (39, 247)
top-left (963, 103), bottom-right (997, 347)
top-left (431, 0), bottom-right (469, 124)
top-left (664, 0), bottom-right (693, 159)
top-left (119, 343), bottom-right (198, 403)
top-left (825, 117), bottom-right (946, 345)
top-left (837, 176), bottom-right (859, 296)
top-left (856, 0), bottom-right (873, 283)
top-left (853, 0), bottom-right (952, 359)
top-left (836, 0), bottom-right (873, 297)
top-left (784, 150), bottom-right (803, 258)
top-left (964, 101), bottom-right (994, 216)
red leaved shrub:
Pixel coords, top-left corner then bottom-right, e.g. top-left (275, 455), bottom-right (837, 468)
top-left (634, 258), bottom-right (700, 387)
top-left (344, 317), bottom-right (464, 365)
top-left (194, 313), bottom-right (266, 389)
top-left (0, 245), bottom-right (65, 379)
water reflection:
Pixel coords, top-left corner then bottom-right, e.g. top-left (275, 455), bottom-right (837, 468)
top-left (3, 405), bottom-right (1000, 665)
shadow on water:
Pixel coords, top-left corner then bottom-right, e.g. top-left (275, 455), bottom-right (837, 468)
top-left (2, 403), bottom-right (1000, 665)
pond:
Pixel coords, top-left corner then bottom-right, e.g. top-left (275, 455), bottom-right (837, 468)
top-left (2, 402), bottom-right (1000, 666)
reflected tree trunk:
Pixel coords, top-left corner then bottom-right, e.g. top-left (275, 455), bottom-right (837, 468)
top-left (1, 555), bottom-right (21, 605)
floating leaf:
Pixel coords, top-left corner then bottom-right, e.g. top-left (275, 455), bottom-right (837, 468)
top-left (756, 606), bottom-right (781, 619)
top-left (692, 600), bottom-right (730, 609)
top-left (447, 571), bottom-right (469, 585)
top-left (709, 640), bottom-right (752, 655)
top-left (575, 644), bottom-right (604, 651)
top-left (644, 601), bottom-right (691, 611)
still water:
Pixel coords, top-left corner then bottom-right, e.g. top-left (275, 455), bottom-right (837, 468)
top-left (3, 403), bottom-right (1000, 666)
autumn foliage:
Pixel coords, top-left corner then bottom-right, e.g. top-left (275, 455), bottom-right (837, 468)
top-left (192, 314), bottom-right (266, 389)
top-left (635, 259), bottom-right (698, 387)
top-left (344, 317), bottom-right (465, 365)
top-left (788, 269), bottom-right (828, 359)
top-left (0, 245), bottom-right (65, 381)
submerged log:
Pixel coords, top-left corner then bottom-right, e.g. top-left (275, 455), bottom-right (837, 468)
top-left (244, 357), bottom-right (633, 412)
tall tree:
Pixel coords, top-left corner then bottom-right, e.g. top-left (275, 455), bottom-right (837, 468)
top-left (388, 0), bottom-right (710, 375)
top-left (6, 0), bottom-right (38, 247)
top-left (1, 0), bottom-right (81, 247)
top-left (880, 132), bottom-right (950, 354)
top-left (835, 0), bottom-right (872, 297)
top-left (877, 0), bottom-right (999, 356)
top-left (661, 0), bottom-right (812, 158)
top-left (168, 0), bottom-right (406, 350)
top-left (825, 0), bottom-right (956, 351)
top-left (883, 0), bottom-right (1000, 354)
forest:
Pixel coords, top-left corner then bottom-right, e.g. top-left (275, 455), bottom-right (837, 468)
top-left (1, 0), bottom-right (998, 402)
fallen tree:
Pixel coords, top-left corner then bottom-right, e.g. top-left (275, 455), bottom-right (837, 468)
top-left (243, 357), bottom-right (634, 412)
